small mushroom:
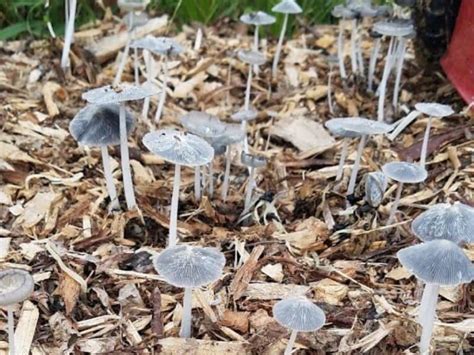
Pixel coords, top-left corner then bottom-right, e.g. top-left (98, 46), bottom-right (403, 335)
top-left (397, 240), bottom-right (474, 354)
top-left (69, 103), bottom-right (135, 210)
top-left (365, 171), bottom-right (388, 208)
top-left (382, 161), bottom-right (427, 226)
top-left (153, 245), bottom-right (225, 338)
top-left (231, 107), bottom-right (258, 153)
top-left (0, 269), bottom-right (34, 355)
top-left (331, 5), bottom-right (356, 79)
top-left (368, 30), bottom-right (383, 92)
top-left (273, 296), bottom-right (326, 355)
top-left (241, 152), bottom-right (267, 213)
top-left (414, 103), bottom-right (454, 167)
top-left (142, 130), bottom-right (214, 246)
top-left (411, 202), bottom-right (474, 244)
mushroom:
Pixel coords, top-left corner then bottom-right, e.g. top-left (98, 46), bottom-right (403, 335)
top-left (331, 5), bottom-right (356, 79)
top-left (82, 83), bottom-right (158, 210)
top-left (273, 296), bottom-right (326, 355)
top-left (368, 30), bottom-right (383, 92)
top-left (153, 245), bottom-right (225, 338)
top-left (271, 0), bottom-right (303, 77)
top-left (411, 202), bottom-right (474, 244)
top-left (231, 107), bottom-right (258, 153)
top-left (0, 269), bottom-right (34, 355)
top-left (69, 103), bottom-right (135, 210)
top-left (382, 161), bottom-right (427, 226)
top-left (142, 130), bottom-right (214, 246)
top-left (414, 103), bottom-right (454, 168)
top-left (397, 240), bottom-right (474, 354)
top-left (60, 0), bottom-right (77, 70)
top-left (365, 171), bottom-right (388, 208)
top-left (241, 152), bottom-right (267, 213)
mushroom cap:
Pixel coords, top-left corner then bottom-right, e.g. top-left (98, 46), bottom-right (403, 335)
top-left (231, 108), bottom-right (259, 122)
top-left (238, 50), bottom-right (266, 66)
top-left (325, 117), bottom-right (392, 137)
top-left (382, 162), bottom-right (427, 184)
top-left (376, 5), bottom-right (393, 17)
top-left (331, 5), bottom-right (355, 19)
top-left (397, 240), bottom-right (474, 285)
top-left (411, 202), bottom-right (474, 244)
top-left (180, 111), bottom-right (227, 139)
top-left (327, 55), bottom-right (339, 65)
top-left (365, 171), bottom-right (388, 208)
top-left (273, 297), bottom-right (326, 332)
top-left (272, 0), bottom-right (303, 14)
top-left (414, 103), bottom-right (454, 118)
top-left (241, 152), bottom-right (267, 168)
top-left (348, 1), bottom-right (379, 17)
top-left (130, 35), bottom-right (184, 56)
top-left (0, 269), bottom-right (34, 307)
top-left (240, 11), bottom-right (276, 26)
top-left (69, 104), bottom-right (135, 147)
top-left (117, 0), bottom-right (149, 12)
top-left (123, 12), bottom-right (149, 30)
top-left (373, 20), bottom-right (415, 37)
top-left (153, 245), bottom-right (226, 288)
top-left (142, 129), bottom-right (214, 167)
top-left (211, 143), bottom-right (227, 156)
top-left (82, 83), bottom-right (158, 105)
top-left (210, 124), bottom-right (245, 147)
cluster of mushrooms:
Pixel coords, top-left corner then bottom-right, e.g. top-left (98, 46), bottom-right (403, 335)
top-left (1, 0), bottom-right (473, 354)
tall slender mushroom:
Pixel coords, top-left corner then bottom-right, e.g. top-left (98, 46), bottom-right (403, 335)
top-left (142, 130), bottom-right (214, 247)
top-left (241, 152), bottom-right (267, 213)
top-left (397, 240), bottom-right (474, 354)
top-left (69, 104), bottom-right (135, 210)
top-left (153, 245), bottom-right (225, 338)
top-left (60, 0), bottom-right (77, 70)
top-left (231, 108), bottom-right (258, 154)
top-left (82, 83), bottom-right (158, 210)
top-left (0, 269), bottom-right (34, 355)
top-left (365, 171), bottom-right (388, 208)
top-left (331, 5), bottom-right (356, 79)
top-left (368, 30), bottom-right (382, 92)
top-left (271, 0), bottom-right (303, 77)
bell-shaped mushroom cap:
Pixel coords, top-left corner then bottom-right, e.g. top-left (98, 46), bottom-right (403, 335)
top-left (238, 50), bottom-right (266, 66)
top-left (272, 0), bottom-right (303, 14)
top-left (273, 297), bottom-right (326, 332)
top-left (142, 129), bottom-right (214, 167)
top-left (348, 0), bottom-right (379, 17)
top-left (241, 152), bottom-right (267, 168)
top-left (411, 202), bottom-right (474, 244)
top-left (69, 104), bottom-right (135, 147)
top-left (331, 5), bottom-right (355, 19)
top-left (212, 143), bottom-right (227, 156)
top-left (180, 111), bottom-right (226, 139)
top-left (210, 124), bottom-right (246, 147)
top-left (124, 12), bottom-right (149, 30)
top-left (382, 162), bottom-right (427, 184)
top-left (414, 103), bottom-right (454, 118)
top-left (376, 5), bottom-right (393, 17)
top-left (373, 20), bottom-right (415, 37)
top-left (231, 108), bottom-right (259, 122)
top-left (397, 240), bottom-right (474, 285)
top-left (0, 269), bottom-right (34, 307)
top-left (325, 117), bottom-right (392, 137)
top-left (118, 0), bottom-right (149, 12)
top-left (83, 83), bottom-right (158, 105)
top-left (240, 11), bottom-right (276, 26)
top-left (153, 245), bottom-right (226, 288)
top-left (130, 35), bottom-right (184, 56)
top-left (365, 171), bottom-right (388, 208)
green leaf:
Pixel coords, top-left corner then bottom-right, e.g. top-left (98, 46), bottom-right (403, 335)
top-left (0, 22), bottom-right (29, 40)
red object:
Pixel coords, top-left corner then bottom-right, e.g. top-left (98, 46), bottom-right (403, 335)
top-left (441, 0), bottom-right (474, 104)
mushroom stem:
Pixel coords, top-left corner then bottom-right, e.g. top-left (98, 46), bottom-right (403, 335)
top-left (169, 164), bottom-right (181, 247)
top-left (419, 283), bottom-right (439, 354)
top-left (242, 64), bottom-right (253, 153)
top-left (272, 13), bottom-right (289, 78)
top-left (142, 50), bottom-right (152, 120)
top-left (337, 21), bottom-right (347, 79)
top-left (356, 26), bottom-right (365, 77)
top-left (244, 166), bottom-right (256, 212)
top-left (377, 36), bottom-right (396, 122)
top-left (114, 39), bottom-right (131, 87)
top-left (284, 329), bottom-right (298, 355)
top-left (419, 116), bottom-right (432, 168)
top-left (350, 19), bottom-right (358, 74)
top-left (101, 146), bottom-right (119, 210)
top-left (133, 46), bottom-right (139, 86)
top-left (328, 66), bottom-right (334, 115)
top-left (347, 134), bottom-right (367, 195)
top-left (221, 146), bottom-right (232, 201)
top-left (60, 0), bottom-right (77, 69)
top-left (253, 25), bottom-right (260, 74)
top-left (208, 161), bottom-right (214, 197)
top-left (368, 37), bottom-right (381, 92)
top-left (194, 167), bottom-right (201, 201)
top-left (119, 104), bottom-right (136, 210)
top-left (7, 306), bottom-right (15, 355)
top-left (336, 138), bottom-right (349, 182)
top-left (180, 287), bottom-right (193, 338)
top-left (154, 55), bottom-right (169, 124)
top-left (386, 182), bottom-right (403, 226)
top-left (392, 37), bottom-right (407, 110)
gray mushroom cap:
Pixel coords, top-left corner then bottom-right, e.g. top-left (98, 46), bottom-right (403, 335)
top-left (382, 162), bottom-right (428, 184)
top-left (142, 129), bottom-right (214, 167)
top-left (411, 202), bottom-right (474, 244)
top-left (240, 11), bottom-right (276, 26)
top-left (210, 124), bottom-right (246, 147)
top-left (331, 5), bottom-right (355, 19)
top-left (69, 104), bottom-right (135, 147)
top-left (212, 144), bottom-right (227, 156)
top-left (130, 36), bottom-right (184, 56)
top-left (241, 152), bottom-right (267, 168)
top-left (0, 269), bottom-right (34, 307)
top-left (118, 0), bottom-right (149, 12)
top-left (82, 83), bottom-right (158, 105)
top-left (414, 103), bottom-right (454, 118)
top-left (153, 245), bottom-right (226, 288)
top-left (231, 108), bottom-right (259, 122)
top-left (272, 0), bottom-right (303, 14)
top-left (180, 111), bottom-right (227, 139)
top-left (348, 1), bottom-right (379, 17)
top-left (373, 20), bottom-right (415, 37)
top-left (365, 171), bottom-right (388, 208)
top-left (325, 117), bottom-right (392, 137)
top-left (123, 12), bottom-right (149, 30)
top-left (238, 50), bottom-right (266, 66)
top-left (397, 240), bottom-right (474, 285)
top-left (273, 297), bottom-right (326, 332)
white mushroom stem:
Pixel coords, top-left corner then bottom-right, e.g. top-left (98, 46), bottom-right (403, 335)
top-left (284, 329), bottom-right (298, 355)
top-left (350, 19), bottom-right (358, 74)
top-left (155, 55), bottom-right (169, 124)
top-left (272, 13), bottom-right (289, 77)
top-left (244, 166), bottom-right (256, 212)
top-left (377, 36), bottom-right (396, 122)
top-left (336, 138), bottom-right (349, 182)
top-left (392, 37), bottom-right (407, 110)
top-left (133, 46), bottom-right (139, 85)
top-left (242, 64), bottom-right (253, 153)
top-left (208, 161), bottom-right (214, 197)
top-left (8, 306), bottom-right (15, 355)
top-left (337, 21), bottom-right (347, 79)
top-left (60, 0), bottom-right (77, 69)
top-left (368, 37), bottom-right (381, 92)
top-left (253, 25), bottom-right (260, 74)
top-left (419, 283), bottom-right (439, 354)
top-left (194, 167), bottom-right (201, 201)
top-left (420, 116), bottom-right (433, 168)
top-left (347, 135), bottom-right (367, 195)
top-left (356, 27), bottom-right (365, 77)
top-left (169, 164), bottom-right (181, 247)
top-left (328, 65), bottom-right (334, 115)
top-left (119, 104), bottom-right (137, 210)
top-left (221, 146), bottom-right (232, 201)
top-left (180, 287), bottom-right (193, 338)
top-left (142, 50), bottom-right (152, 120)
top-left (114, 39), bottom-right (131, 87)
top-left (101, 146), bottom-right (119, 210)
top-left (386, 182), bottom-right (403, 226)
